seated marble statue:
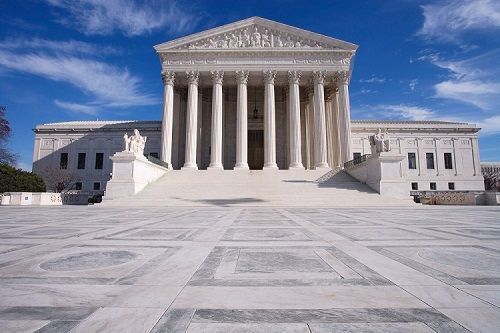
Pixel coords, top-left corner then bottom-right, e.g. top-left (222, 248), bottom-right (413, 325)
top-left (123, 129), bottom-right (147, 155)
top-left (369, 128), bottom-right (391, 154)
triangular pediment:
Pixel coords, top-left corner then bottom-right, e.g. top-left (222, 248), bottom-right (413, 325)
top-left (154, 17), bottom-right (358, 52)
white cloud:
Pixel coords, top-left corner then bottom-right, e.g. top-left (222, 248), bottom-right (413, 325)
top-left (419, 50), bottom-right (500, 110)
top-left (374, 104), bottom-right (435, 120)
top-left (435, 80), bottom-right (500, 110)
top-left (359, 89), bottom-right (376, 94)
top-left (0, 49), bottom-right (157, 109)
top-left (417, 0), bottom-right (500, 45)
top-left (477, 115), bottom-right (500, 134)
top-left (45, 0), bottom-right (199, 36)
top-left (0, 38), bottom-right (118, 56)
top-left (359, 76), bottom-right (386, 83)
top-left (408, 79), bottom-right (418, 91)
top-left (54, 100), bottom-right (99, 115)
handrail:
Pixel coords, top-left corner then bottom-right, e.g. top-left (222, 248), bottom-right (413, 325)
top-left (343, 154), bottom-right (371, 169)
top-left (147, 155), bottom-right (170, 169)
top-left (481, 165), bottom-right (500, 191)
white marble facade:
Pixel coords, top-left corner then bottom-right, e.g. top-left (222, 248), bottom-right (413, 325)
top-left (31, 17), bottom-right (485, 193)
top-left (155, 17), bottom-right (357, 171)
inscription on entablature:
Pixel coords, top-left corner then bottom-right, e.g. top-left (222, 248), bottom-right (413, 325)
top-left (406, 141), bottom-right (415, 146)
top-left (461, 139), bottom-right (470, 145)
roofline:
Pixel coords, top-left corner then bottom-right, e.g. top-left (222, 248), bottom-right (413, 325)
top-left (154, 16), bottom-right (358, 52)
top-left (351, 119), bottom-right (476, 127)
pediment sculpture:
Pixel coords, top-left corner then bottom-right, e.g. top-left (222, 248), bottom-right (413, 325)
top-left (124, 129), bottom-right (147, 156)
top-left (182, 25), bottom-right (329, 50)
top-left (369, 129), bottom-right (391, 154)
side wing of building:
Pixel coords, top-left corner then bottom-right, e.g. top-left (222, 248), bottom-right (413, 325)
top-left (32, 121), bottom-right (162, 192)
top-left (351, 120), bottom-right (483, 191)
top-left (32, 119), bottom-right (484, 193)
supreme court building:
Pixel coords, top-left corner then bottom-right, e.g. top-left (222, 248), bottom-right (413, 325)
top-left (32, 17), bottom-right (485, 196)
top-left (155, 16), bottom-right (356, 171)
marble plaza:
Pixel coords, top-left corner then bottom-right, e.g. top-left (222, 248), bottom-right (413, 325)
top-left (0, 205), bottom-right (499, 332)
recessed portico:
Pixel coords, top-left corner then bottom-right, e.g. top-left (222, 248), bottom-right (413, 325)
top-left (155, 17), bottom-right (358, 170)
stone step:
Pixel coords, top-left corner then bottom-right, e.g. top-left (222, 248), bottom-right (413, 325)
top-left (103, 169), bottom-right (415, 207)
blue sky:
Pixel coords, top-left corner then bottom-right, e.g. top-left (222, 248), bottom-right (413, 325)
top-left (1, 0), bottom-right (499, 170)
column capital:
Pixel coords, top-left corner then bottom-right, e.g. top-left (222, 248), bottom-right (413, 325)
top-left (186, 70), bottom-right (200, 85)
top-left (210, 70), bottom-right (224, 85)
top-left (235, 70), bottom-right (249, 85)
top-left (287, 70), bottom-right (302, 85)
top-left (334, 70), bottom-right (350, 85)
top-left (312, 70), bottom-right (327, 85)
top-left (263, 70), bottom-right (277, 84)
top-left (161, 70), bottom-right (175, 86)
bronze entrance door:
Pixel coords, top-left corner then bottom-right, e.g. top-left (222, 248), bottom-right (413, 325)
top-left (248, 130), bottom-right (264, 170)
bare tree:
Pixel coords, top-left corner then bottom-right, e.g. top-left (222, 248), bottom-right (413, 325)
top-left (0, 106), bottom-right (17, 165)
top-left (40, 166), bottom-right (77, 193)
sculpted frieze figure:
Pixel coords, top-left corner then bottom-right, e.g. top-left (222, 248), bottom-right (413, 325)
top-left (184, 24), bottom-right (329, 50)
top-left (124, 129), bottom-right (147, 156)
top-left (251, 27), bottom-right (261, 47)
top-left (369, 129), bottom-right (391, 154)
top-left (261, 29), bottom-right (271, 47)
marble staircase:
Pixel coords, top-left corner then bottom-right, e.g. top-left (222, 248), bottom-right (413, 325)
top-left (103, 168), bottom-right (415, 207)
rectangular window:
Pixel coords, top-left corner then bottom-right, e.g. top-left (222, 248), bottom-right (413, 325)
top-left (411, 182), bottom-right (418, 190)
top-left (444, 153), bottom-right (453, 169)
top-left (426, 153), bottom-right (435, 169)
top-left (75, 182), bottom-right (82, 190)
top-left (430, 182), bottom-right (437, 190)
top-left (59, 153), bottom-right (68, 170)
top-left (93, 182), bottom-right (101, 190)
top-left (77, 153), bottom-right (86, 169)
top-left (448, 182), bottom-right (455, 190)
top-left (95, 153), bottom-right (104, 170)
top-left (149, 152), bottom-right (159, 159)
top-left (353, 152), bottom-right (361, 160)
top-left (408, 153), bottom-right (417, 169)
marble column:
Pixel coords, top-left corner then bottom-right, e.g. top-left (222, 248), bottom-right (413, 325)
top-left (182, 70), bottom-right (199, 170)
top-left (336, 71), bottom-right (353, 166)
top-left (305, 88), bottom-right (315, 169)
top-left (324, 88), bottom-right (334, 168)
top-left (313, 71), bottom-right (329, 168)
top-left (287, 71), bottom-right (304, 169)
top-left (331, 88), bottom-right (342, 167)
top-left (160, 71), bottom-right (175, 168)
top-left (209, 70), bottom-right (224, 169)
top-left (235, 70), bottom-right (249, 169)
top-left (263, 70), bottom-right (278, 169)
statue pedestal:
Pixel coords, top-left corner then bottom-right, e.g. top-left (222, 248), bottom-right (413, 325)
top-left (366, 152), bottom-right (408, 198)
top-left (347, 152), bottom-right (409, 199)
top-left (105, 151), bottom-right (168, 200)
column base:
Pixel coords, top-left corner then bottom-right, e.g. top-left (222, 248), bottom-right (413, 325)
top-left (234, 163), bottom-right (249, 170)
top-left (263, 163), bottom-right (279, 170)
top-left (315, 162), bottom-right (329, 169)
top-left (181, 164), bottom-right (198, 170)
top-left (288, 162), bottom-right (304, 170)
top-left (208, 163), bottom-right (224, 170)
